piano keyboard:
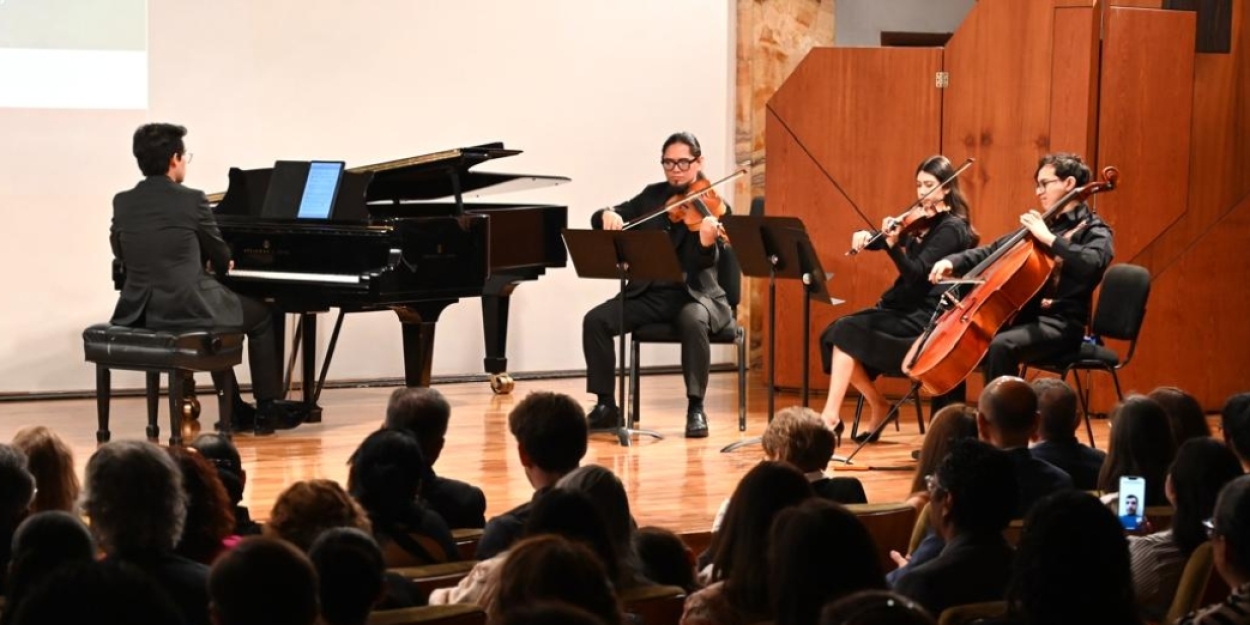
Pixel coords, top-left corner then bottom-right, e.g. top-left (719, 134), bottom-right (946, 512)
top-left (228, 269), bottom-right (364, 285)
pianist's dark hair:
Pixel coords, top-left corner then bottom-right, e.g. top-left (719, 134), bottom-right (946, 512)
top-left (662, 132), bottom-right (702, 158)
top-left (132, 123), bottom-right (187, 177)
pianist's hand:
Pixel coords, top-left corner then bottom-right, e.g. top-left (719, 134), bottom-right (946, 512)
top-left (601, 209), bottom-right (624, 231)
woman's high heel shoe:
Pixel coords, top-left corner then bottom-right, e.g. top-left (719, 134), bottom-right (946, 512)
top-left (852, 430), bottom-right (881, 444)
top-left (825, 419), bottom-right (845, 448)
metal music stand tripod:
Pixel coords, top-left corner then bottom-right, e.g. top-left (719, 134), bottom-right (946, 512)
top-left (718, 216), bottom-right (844, 453)
top-left (562, 228), bottom-right (684, 447)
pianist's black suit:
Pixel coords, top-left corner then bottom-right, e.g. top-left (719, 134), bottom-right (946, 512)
top-left (110, 176), bottom-right (282, 402)
top-left (583, 182), bottom-right (733, 401)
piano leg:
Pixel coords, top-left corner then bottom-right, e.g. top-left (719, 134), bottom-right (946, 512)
top-left (395, 302), bottom-right (456, 387)
top-left (300, 313), bottom-right (323, 423)
top-left (482, 275), bottom-right (520, 395)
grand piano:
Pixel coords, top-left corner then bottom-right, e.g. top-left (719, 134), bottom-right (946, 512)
top-left (195, 143), bottom-right (567, 420)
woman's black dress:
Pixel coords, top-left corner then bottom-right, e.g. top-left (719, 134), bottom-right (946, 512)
top-left (820, 213), bottom-right (974, 376)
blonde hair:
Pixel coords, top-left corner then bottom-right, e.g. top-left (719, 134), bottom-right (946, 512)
top-left (12, 426), bottom-right (80, 514)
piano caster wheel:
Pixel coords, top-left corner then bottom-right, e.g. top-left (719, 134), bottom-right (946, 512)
top-left (490, 374), bottom-right (515, 395)
top-left (179, 374), bottom-right (202, 442)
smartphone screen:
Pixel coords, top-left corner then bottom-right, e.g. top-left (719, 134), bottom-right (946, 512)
top-left (1119, 475), bottom-right (1146, 531)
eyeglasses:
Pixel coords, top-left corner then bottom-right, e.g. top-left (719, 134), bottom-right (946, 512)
top-left (1035, 177), bottom-right (1061, 192)
top-left (924, 474), bottom-right (945, 496)
top-left (661, 158), bottom-right (696, 172)
top-left (1204, 518), bottom-right (1218, 539)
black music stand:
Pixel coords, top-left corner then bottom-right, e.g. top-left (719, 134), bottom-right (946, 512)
top-left (718, 216), bottom-right (843, 453)
top-left (563, 229), bottom-right (684, 447)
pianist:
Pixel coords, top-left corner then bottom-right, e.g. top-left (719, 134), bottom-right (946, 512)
top-left (582, 132), bottom-right (732, 438)
top-left (110, 123), bottom-right (305, 435)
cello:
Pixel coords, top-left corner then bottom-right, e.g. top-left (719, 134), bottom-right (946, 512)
top-left (902, 166), bottom-right (1119, 395)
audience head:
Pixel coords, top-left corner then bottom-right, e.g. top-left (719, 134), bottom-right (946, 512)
top-left (820, 591), bottom-right (935, 625)
top-left (523, 488), bottom-right (621, 585)
top-left (132, 122), bottom-right (188, 178)
top-left (556, 466), bottom-right (635, 567)
top-left (4, 511), bottom-right (96, 623)
top-left (508, 392), bottom-right (588, 486)
top-left (929, 438), bottom-right (1018, 539)
top-left (1149, 386), bottom-right (1212, 446)
top-left (491, 535), bottom-right (622, 625)
top-left (770, 499), bottom-right (886, 625)
top-left (209, 537), bottom-right (319, 625)
top-left (500, 602), bottom-right (611, 625)
top-left (1006, 490), bottom-right (1137, 625)
top-left (977, 376), bottom-right (1040, 448)
top-left (1213, 476), bottom-right (1250, 587)
top-left (384, 387), bottom-right (452, 465)
top-left (711, 461), bottom-right (814, 618)
top-left (633, 526), bottom-right (697, 593)
top-left (1168, 437), bottom-right (1243, 555)
top-left (1032, 378), bottom-right (1080, 442)
top-left (908, 404), bottom-right (978, 497)
top-left (762, 406), bottom-right (835, 473)
top-left (11, 426), bottom-right (79, 514)
top-left (81, 440), bottom-right (186, 555)
top-left (10, 560), bottom-right (185, 625)
top-left (308, 528), bottom-right (385, 625)
top-left (348, 428), bottom-right (431, 522)
top-left (189, 433), bottom-right (246, 506)
top-left (167, 446), bottom-right (235, 564)
top-left (1097, 395), bottom-right (1177, 502)
top-left (0, 445), bottom-right (33, 526)
top-left (265, 479), bottom-right (371, 552)
top-left (1219, 392), bottom-right (1250, 468)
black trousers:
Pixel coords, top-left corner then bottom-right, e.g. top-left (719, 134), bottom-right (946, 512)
top-left (213, 294), bottom-right (283, 402)
top-left (583, 287), bottom-right (712, 399)
top-left (982, 314), bottom-right (1084, 383)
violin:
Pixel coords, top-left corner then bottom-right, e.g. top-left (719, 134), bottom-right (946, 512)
top-left (623, 167), bottom-right (748, 240)
top-left (847, 157), bottom-right (976, 255)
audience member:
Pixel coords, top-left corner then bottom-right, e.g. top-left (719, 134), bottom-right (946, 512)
top-left (684, 461), bottom-right (814, 625)
top-left (1130, 437), bottom-right (1242, 621)
top-left (556, 464), bottom-right (646, 587)
top-left (1150, 386), bottom-right (1213, 446)
top-left (770, 499), bottom-right (886, 625)
top-left (168, 446), bottom-right (235, 564)
top-left (0, 444), bottom-right (34, 590)
top-left (500, 602), bottom-right (611, 625)
top-left (894, 439), bottom-right (1018, 615)
top-left (348, 428), bottom-right (457, 565)
top-left (1029, 378), bottom-right (1106, 490)
top-left (81, 440), bottom-right (210, 625)
top-left (1098, 395), bottom-right (1177, 503)
top-left (9, 560), bottom-right (186, 625)
top-left (1176, 474), bottom-right (1250, 625)
top-left (490, 535), bottom-right (623, 625)
top-left (190, 433), bottom-right (262, 535)
top-left (0, 511), bottom-right (96, 625)
top-left (11, 426), bottom-right (78, 514)
top-left (635, 526), bottom-right (699, 593)
top-left (478, 391), bottom-right (589, 559)
top-left (762, 406), bottom-right (867, 503)
top-left (309, 528), bottom-right (388, 625)
top-left (386, 386), bottom-right (488, 528)
top-left (997, 490), bottom-right (1141, 625)
top-left (1219, 393), bottom-right (1250, 471)
top-left (820, 591), bottom-right (935, 625)
top-left (904, 404), bottom-right (977, 512)
top-left (265, 479), bottom-right (372, 551)
top-left (209, 537), bottom-right (318, 625)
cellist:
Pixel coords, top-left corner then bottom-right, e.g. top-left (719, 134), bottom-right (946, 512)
top-left (929, 153), bottom-right (1114, 383)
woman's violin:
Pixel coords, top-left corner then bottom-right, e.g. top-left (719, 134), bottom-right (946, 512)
top-left (847, 157), bottom-right (976, 255)
top-left (623, 167), bottom-right (748, 240)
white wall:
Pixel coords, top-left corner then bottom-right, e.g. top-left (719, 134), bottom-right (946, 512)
top-left (835, 0), bottom-right (975, 46)
top-left (0, 0), bottom-right (736, 394)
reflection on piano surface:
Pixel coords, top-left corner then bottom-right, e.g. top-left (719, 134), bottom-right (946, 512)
top-left (119, 142), bottom-right (568, 421)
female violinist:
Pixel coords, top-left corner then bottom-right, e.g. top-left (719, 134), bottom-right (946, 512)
top-left (583, 132), bottom-right (733, 439)
top-left (819, 155), bottom-right (977, 444)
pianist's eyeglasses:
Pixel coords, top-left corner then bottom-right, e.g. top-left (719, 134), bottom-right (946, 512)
top-left (661, 158), bottom-right (695, 172)
top-left (181, 151), bottom-right (194, 164)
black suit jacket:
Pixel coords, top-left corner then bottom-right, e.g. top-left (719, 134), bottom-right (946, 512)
top-left (1029, 439), bottom-right (1107, 491)
top-left (894, 532), bottom-right (1014, 616)
top-left (110, 176), bottom-right (242, 329)
top-left (591, 182), bottom-right (734, 333)
top-left (421, 474), bottom-right (487, 529)
top-left (811, 477), bottom-right (869, 505)
top-left (107, 551), bottom-right (211, 625)
top-left (1007, 447), bottom-right (1075, 517)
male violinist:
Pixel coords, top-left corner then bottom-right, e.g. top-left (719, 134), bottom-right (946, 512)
top-left (582, 132), bottom-right (732, 438)
top-left (928, 152), bottom-right (1114, 383)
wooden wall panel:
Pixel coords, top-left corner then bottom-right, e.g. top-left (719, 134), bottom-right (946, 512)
top-left (1050, 7), bottom-right (1102, 158)
top-left (765, 47), bottom-right (943, 391)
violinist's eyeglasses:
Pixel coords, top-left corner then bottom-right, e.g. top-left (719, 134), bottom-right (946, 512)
top-left (661, 158), bottom-right (696, 172)
top-left (1035, 177), bottom-right (1061, 192)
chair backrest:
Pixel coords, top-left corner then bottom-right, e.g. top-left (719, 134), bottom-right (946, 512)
top-left (1091, 263), bottom-right (1151, 341)
top-left (937, 600), bottom-right (1007, 625)
top-left (846, 502), bottom-right (917, 572)
top-left (1165, 541), bottom-right (1218, 623)
top-left (381, 532), bottom-right (452, 568)
top-left (908, 503), bottom-right (931, 555)
top-left (390, 560), bottom-right (478, 596)
top-left (621, 585), bottom-right (687, 625)
top-left (368, 604), bottom-right (486, 625)
top-left (450, 528), bottom-right (484, 561)
top-left (718, 244), bottom-right (743, 310)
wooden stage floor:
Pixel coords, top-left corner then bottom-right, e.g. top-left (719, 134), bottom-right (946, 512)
top-left (0, 372), bottom-right (1112, 534)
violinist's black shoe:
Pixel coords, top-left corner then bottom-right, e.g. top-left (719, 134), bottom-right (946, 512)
top-left (588, 404), bottom-right (620, 430)
top-left (685, 409), bottom-right (709, 439)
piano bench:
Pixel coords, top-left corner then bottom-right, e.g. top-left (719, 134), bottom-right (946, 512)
top-left (82, 324), bottom-right (244, 446)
